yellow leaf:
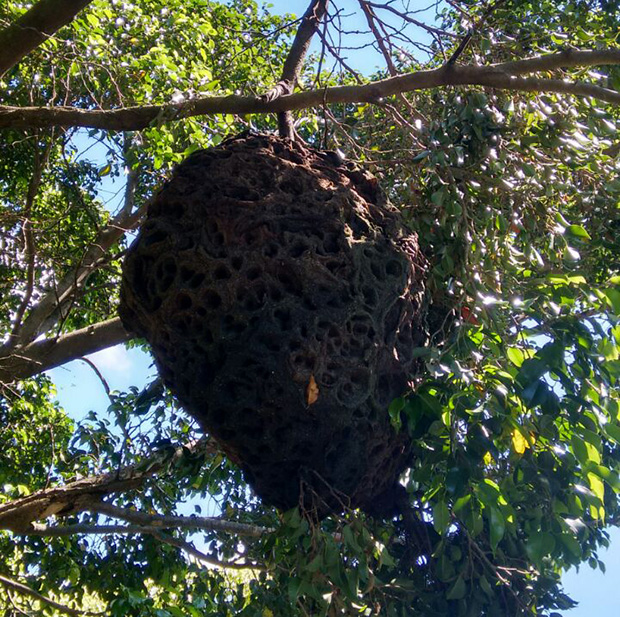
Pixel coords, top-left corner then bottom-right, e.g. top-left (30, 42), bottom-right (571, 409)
top-left (483, 451), bottom-right (493, 466)
top-left (262, 610), bottom-right (274, 617)
top-left (512, 428), bottom-right (529, 454)
top-left (588, 472), bottom-right (605, 503)
top-left (306, 375), bottom-right (319, 405)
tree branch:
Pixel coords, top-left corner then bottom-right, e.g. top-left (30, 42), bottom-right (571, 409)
top-left (265, 0), bottom-right (328, 139)
top-left (25, 523), bottom-right (268, 569)
top-left (366, 2), bottom-right (459, 40)
top-left (4, 185), bottom-right (145, 350)
top-left (90, 501), bottom-right (269, 539)
top-left (26, 517), bottom-right (269, 546)
top-left (446, 0), bottom-right (510, 65)
top-left (8, 134), bottom-right (56, 346)
top-left (151, 530), bottom-right (267, 571)
top-left (359, 0), bottom-right (397, 75)
top-left (0, 0), bottom-right (95, 78)
top-left (1, 50), bottom-right (619, 131)
top-left (28, 523), bottom-right (168, 536)
top-left (0, 317), bottom-right (132, 384)
top-left (494, 48), bottom-right (620, 75)
top-left (0, 438), bottom-right (215, 533)
top-left (0, 573), bottom-right (99, 617)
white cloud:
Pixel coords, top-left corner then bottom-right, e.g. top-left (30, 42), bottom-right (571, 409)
top-left (86, 344), bottom-right (133, 374)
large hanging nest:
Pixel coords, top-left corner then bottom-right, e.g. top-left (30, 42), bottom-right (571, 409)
top-left (119, 133), bottom-right (428, 516)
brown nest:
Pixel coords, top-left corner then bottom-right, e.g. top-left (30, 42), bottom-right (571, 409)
top-left (119, 133), bottom-right (428, 516)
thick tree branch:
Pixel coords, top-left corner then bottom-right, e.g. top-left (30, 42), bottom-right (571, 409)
top-left (23, 524), bottom-right (267, 571)
top-left (0, 438), bottom-right (215, 533)
top-left (494, 48), bottom-right (620, 75)
top-left (26, 517), bottom-right (269, 543)
top-left (1, 50), bottom-right (619, 131)
top-left (280, 0), bottom-right (330, 91)
top-left (24, 523), bottom-right (268, 570)
top-left (28, 523), bottom-right (168, 536)
top-left (0, 317), bottom-right (132, 384)
top-left (0, 0), bottom-right (95, 78)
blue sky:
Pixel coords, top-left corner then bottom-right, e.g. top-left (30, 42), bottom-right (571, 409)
top-left (45, 0), bottom-right (620, 613)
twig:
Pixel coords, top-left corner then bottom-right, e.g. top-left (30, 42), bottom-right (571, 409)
top-left (447, 0), bottom-right (510, 64)
top-left (151, 530), bottom-right (267, 571)
top-left (367, 1), bottom-right (458, 39)
top-left (359, 0), bottom-right (397, 75)
top-left (315, 26), bottom-right (364, 83)
top-left (78, 356), bottom-right (112, 399)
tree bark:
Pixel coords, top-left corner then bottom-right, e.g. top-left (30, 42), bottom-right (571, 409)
top-left (0, 438), bottom-right (215, 533)
top-left (0, 317), bottom-right (132, 384)
top-left (0, 0), bottom-right (95, 77)
top-left (274, 0), bottom-right (328, 139)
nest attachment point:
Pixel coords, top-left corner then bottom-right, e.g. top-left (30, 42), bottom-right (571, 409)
top-left (120, 133), bottom-right (428, 516)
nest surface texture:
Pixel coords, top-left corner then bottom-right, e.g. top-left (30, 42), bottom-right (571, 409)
top-left (120, 133), bottom-right (428, 515)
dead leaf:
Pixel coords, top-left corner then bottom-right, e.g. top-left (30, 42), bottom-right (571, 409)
top-left (306, 375), bottom-right (319, 405)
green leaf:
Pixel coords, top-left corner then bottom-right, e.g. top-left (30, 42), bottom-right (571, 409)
top-left (388, 397), bottom-right (405, 431)
top-left (446, 576), bottom-right (467, 600)
top-left (604, 422), bottom-right (620, 444)
top-left (604, 289), bottom-right (620, 315)
top-left (433, 500), bottom-right (451, 534)
top-left (287, 577), bottom-right (301, 603)
top-left (453, 494), bottom-right (471, 513)
top-left (565, 225), bottom-right (591, 240)
top-left (526, 532), bottom-right (556, 564)
top-left (85, 13), bottom-right (100, 28)
top-left (571, 435), bottom-right (592, 466)
top-left (488, 506), bottom-right (505, 551)
top-left (587, 472), bottom-right (605, 504)
top-left (507, 347), bottom-right (526, 367)
top-left (431, 188), bottom-right (446, 206)
top-left (479, 574), bottom-right (493, 597)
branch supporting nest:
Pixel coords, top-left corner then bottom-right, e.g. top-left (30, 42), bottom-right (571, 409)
top-left (2, 50), bottom-right (618, 132)
top-left (260, 0), bottom-right (329, 139)
top-left (90, 501), bottom-right (270, 539)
